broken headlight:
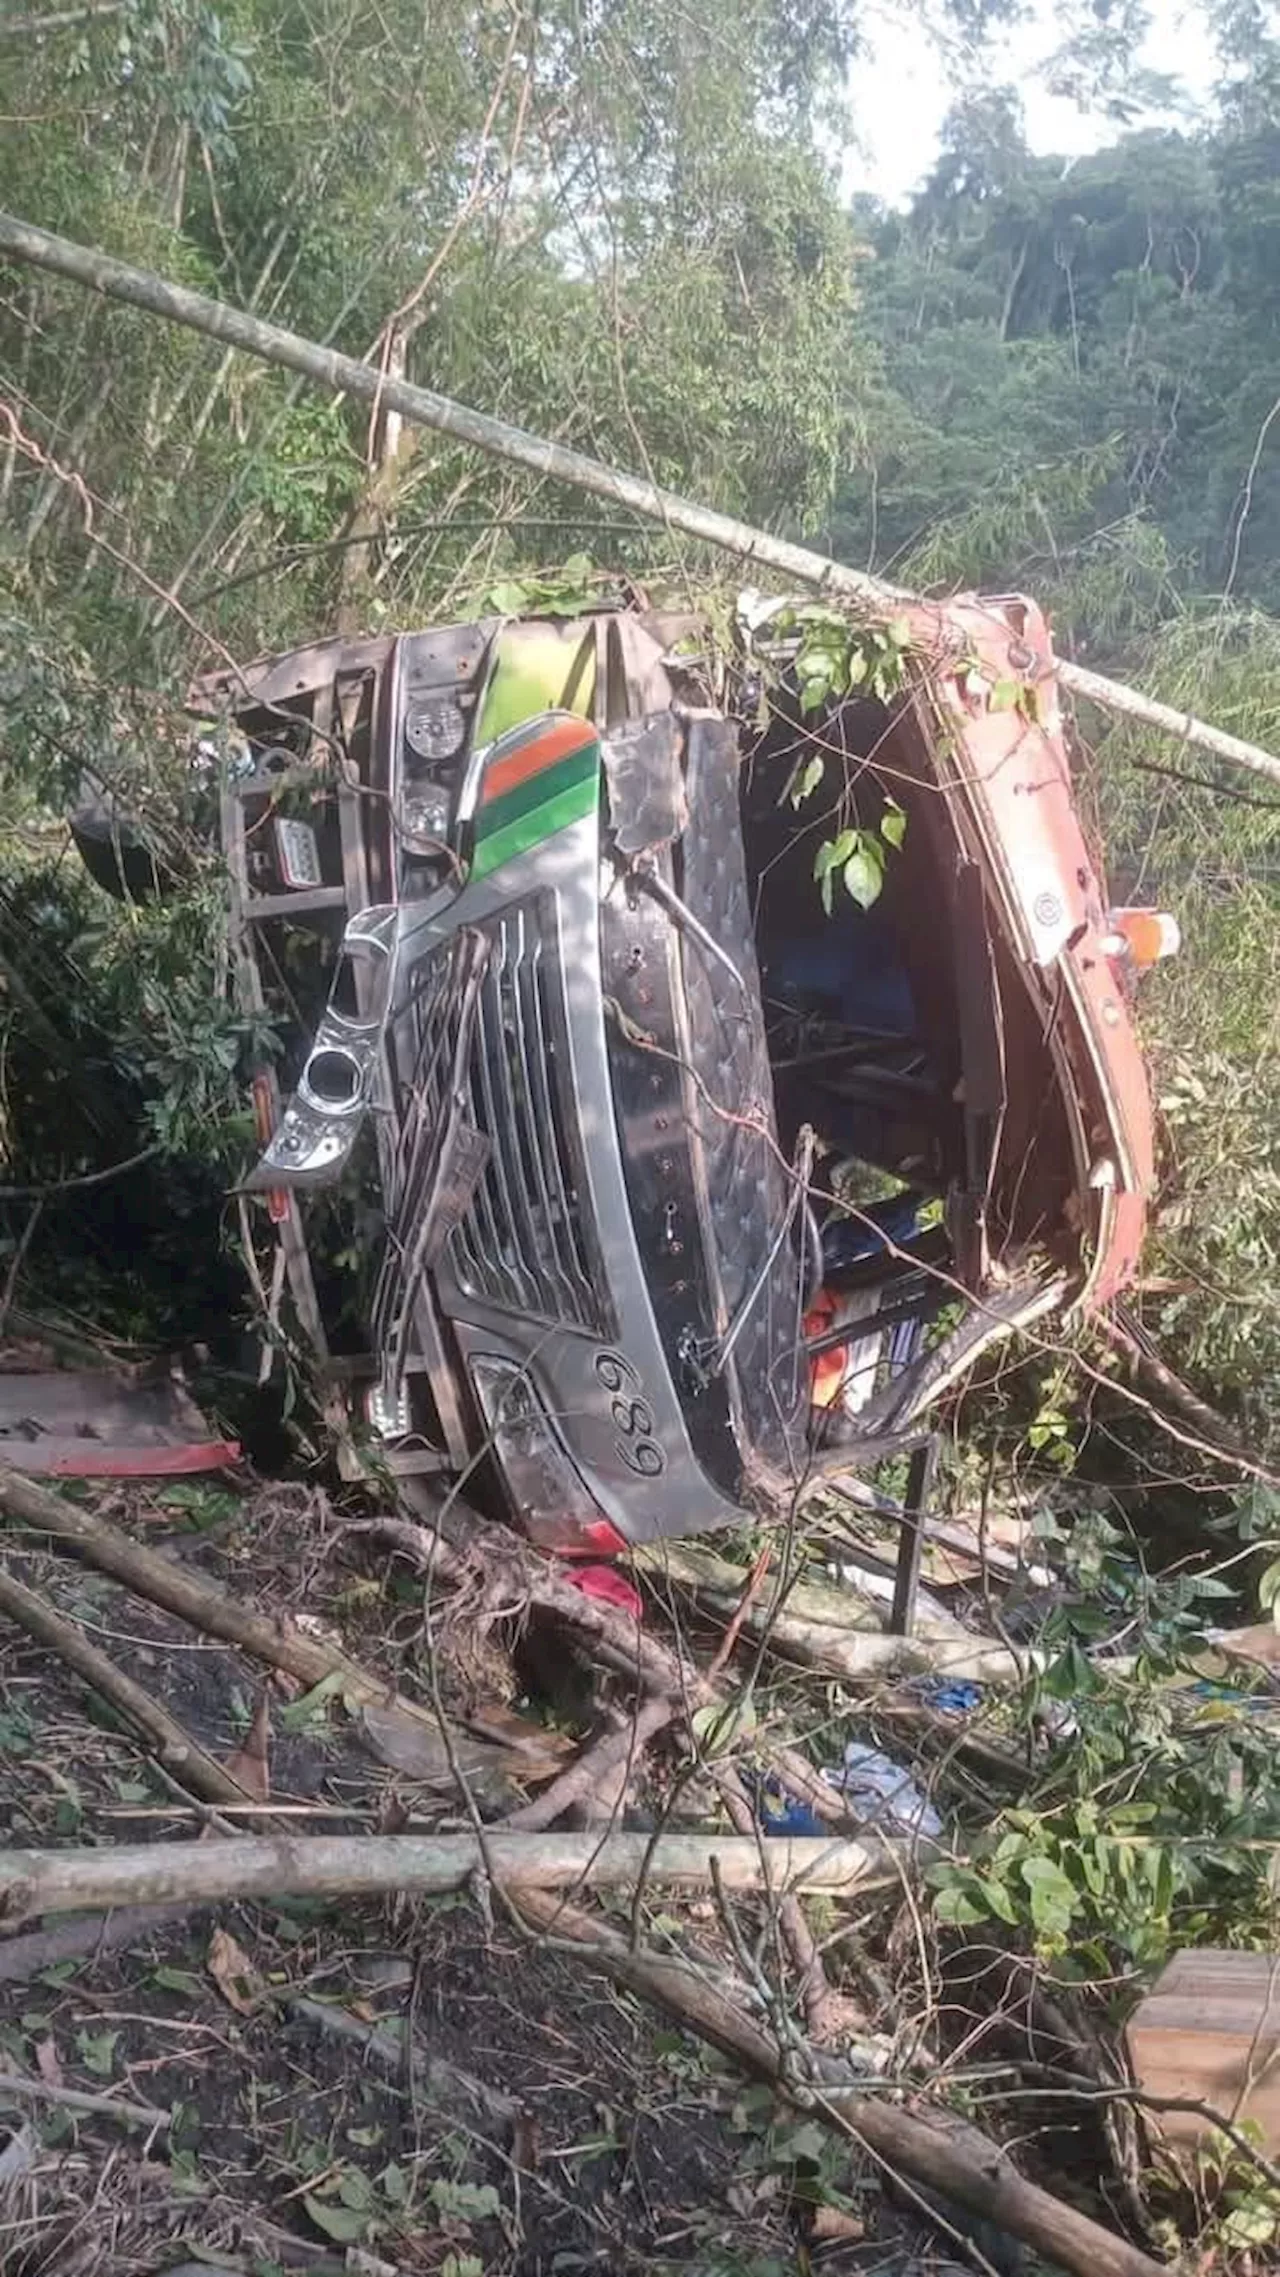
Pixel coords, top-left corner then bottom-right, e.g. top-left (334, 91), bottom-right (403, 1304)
top-left (468, 1354), bottom-right (622, 1552)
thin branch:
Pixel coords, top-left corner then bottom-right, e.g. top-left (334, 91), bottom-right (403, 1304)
top-left (0, 1142), bottom-right (159, 1200)
top-left (0, 1562), bottom-right (268, 1818)
top-left (1224, 390), bottom-right (1280, 604)
top-left (0, 2068), bottom-right (168, 2132)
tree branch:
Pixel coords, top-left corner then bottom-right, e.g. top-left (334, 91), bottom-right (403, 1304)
top-left (2, 209), bottom-right (1279, 787)
top-left (0, 1561), bottom-right (268, 1817)
top-left (0, 1829), bottom-right (893, 1924)
top-left (510, 1889), bottom-right (1170, 2277)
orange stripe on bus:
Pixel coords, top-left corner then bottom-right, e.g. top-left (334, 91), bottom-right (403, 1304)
top-left (480, 715), bottom-right (596, 806)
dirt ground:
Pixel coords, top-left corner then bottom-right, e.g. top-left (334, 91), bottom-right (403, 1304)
top-left (0, 1481), bottom-right (974, 2277)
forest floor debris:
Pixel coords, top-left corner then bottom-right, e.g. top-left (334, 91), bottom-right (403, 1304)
top-left (0, 1466), bottom-right (1277, 2273)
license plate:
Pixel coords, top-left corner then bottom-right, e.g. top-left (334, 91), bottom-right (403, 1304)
top-left (274, 817), bottom-right (323, 889)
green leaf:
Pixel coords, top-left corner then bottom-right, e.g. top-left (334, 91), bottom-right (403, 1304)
top-left (168, 2146), bottom-right (206, 2197)
top-left (690, 1696), bottom-right (756, 1754)
top-left (1077, 1839), bottom-right (1109, 1899)
top-left (279, 1667), bottom-right (348, 1732)
top-left (989, 678), bottom-right (1022, 712)
top-left (1258, 1556), bottom-right (1280, 1615)
top-left (379, 2160), bottom-right (409, 2205)
top-left (337, 2166), bottom-right (374, 2211)
top-left (1221, 2196), bottom-right (1280, 2248)
top-left (75, 2028), bottom-right (119, 2078)
top-left (932, 1883), bottom-right (986, 1927)
top-left (151, 1966), bottom-right (203, 1997)
top-left (487, 580), bottom-right (529, 617)
top-left (814, 830), bottom-right (856, 884)
top-left (1019, 1857), bottom-right (1077, 1940)
top-left (843, 838), bottom-right (884, 911)
top-left (974, 1871), bottom-right (1019, 1926)
top-left (303, 2194), bottom-right (371, 2244)
top-left (790, 753), bottom-right (825, 808)
top-left (773, 2120), bottom-right (827, 2164)
top-left (880, 802), bottom-right (907, 849)
top-left (430, 2178), bottom-right (501, 2221)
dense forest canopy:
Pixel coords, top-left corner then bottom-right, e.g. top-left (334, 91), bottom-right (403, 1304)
top-left (1, 0), bottom-right (1279, 1443)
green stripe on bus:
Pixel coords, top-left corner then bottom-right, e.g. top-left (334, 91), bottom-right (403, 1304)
top-left (474, 739), bottom-right (599, 844)
top-left (469, 772), bottom-right (599, 880)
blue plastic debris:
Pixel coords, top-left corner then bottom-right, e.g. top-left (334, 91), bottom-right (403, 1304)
top-left (821, 1741), bottom-right (943, 1840)
top-left (910, 1675), bottom-right (983, 1718)
top-left (1188, 1679), bottom-right (1274, 1715)
top-left (759, 1792), bottom-right (828, 1838)
top-left (743, 1768), bottom-right (827, 1838)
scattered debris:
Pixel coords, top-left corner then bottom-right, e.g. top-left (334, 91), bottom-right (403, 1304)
top-left (0, 2067), bottom-right (170, 2133)
top-left (206, 1924), bottom-right (269, 2017)
top-left (0, 1363), bottom-right (238, 1476)
top-left (820, 1742), bottom-right (944, 1842)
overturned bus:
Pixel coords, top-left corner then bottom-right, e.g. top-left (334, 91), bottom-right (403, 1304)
top-left (187, 589), bottom-right (1161, 1555)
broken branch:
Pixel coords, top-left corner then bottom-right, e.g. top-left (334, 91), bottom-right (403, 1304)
top-left (716, 1765), bottom-right (846, 2043)
top-left (0, 1829), bottom-right (893, 1925)
top-left (374, 1506), bottom-right (854, 1829)
top-left (0, 2068), bottom-right (169, 2132)
top-left (500, 1694), bottom-right (676, 1831)
top-left (0, 1470), bottom-right (488, 1765)
top-left (636, 1536), bottom-right (1034, 1686)
top-left (511, 1890), bottom-right (1170, 2277)
top-left (0, 1560), bottom-right (267, 1818)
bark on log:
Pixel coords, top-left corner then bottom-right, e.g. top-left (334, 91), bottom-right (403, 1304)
top-left (635, 1537), bottom-right (1036, 1686)
top-left (0, 1471), bottom-right (500, 1776)
top-left (513, 1889), bottom-right (1171, 2277)
top-left (0, 1561), bottom-right (266, 1816)
top-left (1, 209), bottom-right (1278, 791)
top-left (0, 1830), bottom-right (895, 1925)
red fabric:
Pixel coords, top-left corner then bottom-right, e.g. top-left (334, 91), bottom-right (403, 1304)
top-left (563, 1562), bottom-right (643, 1620)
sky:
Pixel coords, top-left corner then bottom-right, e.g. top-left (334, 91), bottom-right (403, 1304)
top-left (843, 2), bottom-right (1222, 207)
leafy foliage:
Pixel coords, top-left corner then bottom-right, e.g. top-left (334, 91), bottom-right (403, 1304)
top-left (931, 1519), bottom-right (1280, 1967)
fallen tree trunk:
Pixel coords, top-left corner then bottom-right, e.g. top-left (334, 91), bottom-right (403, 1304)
top-left (635, 1537), bottom-right (1036, 1686)
top-left (0, 1829), bottom-right (895, 1924)
top-left (1, 208), bottom-right (1278, 791)
top-left (513, 1889), bottom-right (1171, 2277)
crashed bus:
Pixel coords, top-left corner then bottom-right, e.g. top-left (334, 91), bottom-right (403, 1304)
top-left (154, 588), bottom-right (1163, 1558)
